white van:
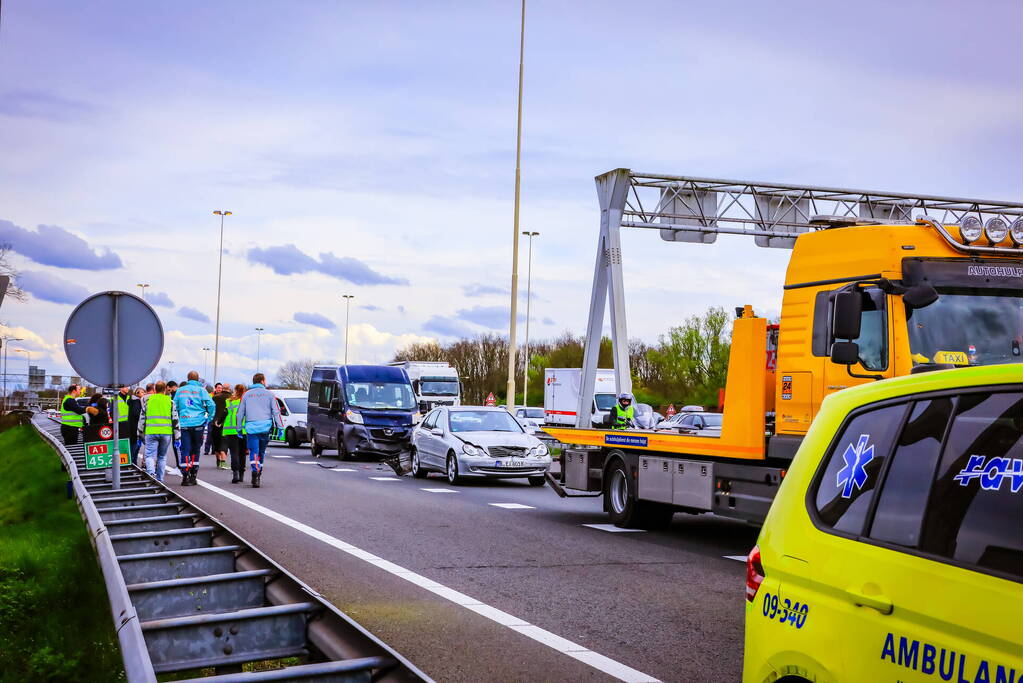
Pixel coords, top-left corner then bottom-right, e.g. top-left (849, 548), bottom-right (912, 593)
top-left (270, 389), bottom-right (309, 448)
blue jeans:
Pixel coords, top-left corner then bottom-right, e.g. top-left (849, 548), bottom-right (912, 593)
top-left (144, 434), bottom-right (171, 482)
top-left (245, 432), bottom-right (270, 473)
top-left (179, 425), bottom-right (204, 471)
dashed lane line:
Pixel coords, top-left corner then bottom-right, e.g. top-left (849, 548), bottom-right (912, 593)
top-left (297, 461), bottom-right (318, 465)
top-left (421, 488), bottom-right (458, 493)
top-left (489, 503), bottom-right (536, 509)
top-left (583, 524), bottom-right (645, 533)
top-left (271, 455), bottom-right (292, 459)
top-left (187, 476), bottom-right (659, 682)
top-left (332, 468), bottom-right (358, 472)
top-left (369, 476), bottom-right (400, 481)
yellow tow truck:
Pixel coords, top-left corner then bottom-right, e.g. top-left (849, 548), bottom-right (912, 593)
top-left (544, 169), bottom-right (1023, 527)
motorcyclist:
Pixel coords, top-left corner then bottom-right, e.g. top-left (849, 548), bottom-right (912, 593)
top-left (609, 392), bottom-right (635, 430)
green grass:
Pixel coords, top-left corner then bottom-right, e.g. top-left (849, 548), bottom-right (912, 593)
top-left (0, 424), bottom-right (125, 683)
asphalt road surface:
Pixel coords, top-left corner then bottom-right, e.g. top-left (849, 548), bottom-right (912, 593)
top-left (163, 442), bottom-right (758, 683)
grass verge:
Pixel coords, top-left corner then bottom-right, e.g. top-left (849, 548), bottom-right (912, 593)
top-left (0, 423), bottom-right (125, 683)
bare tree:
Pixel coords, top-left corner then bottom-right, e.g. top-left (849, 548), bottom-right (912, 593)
top-left (0, 244), bottom-right (26, 303)
top-left (275, 359), bottom-right (320, 390)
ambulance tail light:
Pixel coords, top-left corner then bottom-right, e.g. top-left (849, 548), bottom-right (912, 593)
top-left (746, 545), bottom-right (765, 602)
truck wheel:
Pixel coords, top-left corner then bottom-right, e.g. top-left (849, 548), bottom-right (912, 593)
top-left (285, 428), bottom-right (300, 449)
top-left (310, 431), bottom-right (322, 458)
top-left (604, 458), bottom-right (672, 529)
top-left (411, 449), bottom-right (429, 478)
top-left (527, 476), bottom-right (545, 487)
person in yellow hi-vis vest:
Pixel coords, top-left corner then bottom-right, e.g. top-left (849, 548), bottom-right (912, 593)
top-left (137, 381), bottom-right (180, 483)
top-left (223, 383), bottom-right (248, 483)
top-left (60, 384), bottom-right (87, 446)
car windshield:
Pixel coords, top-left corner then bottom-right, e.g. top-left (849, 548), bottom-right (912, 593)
top-left (907, 289), bottom-right (1023, 368)
top-left (449, 410), bottom-right (523, 433)
top-left (284, 397), bottom-right (307, 414)
top-left (346, 382), bottom-right (416, 410)
top-left (420, 379), bottom-right (459, 396)
top-left (520, 408), bottom-right (544, 419)
top-left (594, 393), bottom-right (617, 411)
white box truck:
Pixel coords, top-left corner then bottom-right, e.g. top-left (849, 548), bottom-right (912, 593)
top-left (543, 368), bottom-right (618, 427)
top-left (388, 361), bottom-right (461, 412)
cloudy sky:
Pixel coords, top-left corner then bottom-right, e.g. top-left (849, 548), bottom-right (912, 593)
top-left (1, 0), bottom-right (1020, 387)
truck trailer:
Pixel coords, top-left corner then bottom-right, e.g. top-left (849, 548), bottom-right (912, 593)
top-left (544, 168), bottom-right (1023, 528)
top-left (388, 361), bottom-right (461, 412)
top-left (543, 368), bottom-right (617, 427)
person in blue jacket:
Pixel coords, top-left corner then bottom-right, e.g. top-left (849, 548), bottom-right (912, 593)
top-left (174, 370), bottom-right (216, 485)
top-left (236, 373), bottom-right (283, 489)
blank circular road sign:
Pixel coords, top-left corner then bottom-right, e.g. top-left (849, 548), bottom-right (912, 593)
top-left (64, 291), bottom-right (164, 387)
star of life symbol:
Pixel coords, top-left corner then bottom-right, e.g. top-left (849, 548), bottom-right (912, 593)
top-left (836, 434), bottom-right (874, 499)
top-left (953, 455), bottom-right (1023, 493)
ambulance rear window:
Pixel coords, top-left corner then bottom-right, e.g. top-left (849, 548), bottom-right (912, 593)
top-left (921, 391), bottom-right (1023, 581)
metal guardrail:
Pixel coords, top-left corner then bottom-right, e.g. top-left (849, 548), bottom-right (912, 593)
top-left (35, 416), bottom-right (431, 682)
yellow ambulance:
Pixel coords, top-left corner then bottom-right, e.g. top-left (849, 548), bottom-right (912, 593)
top-left (744, 363), bottom-right (1023, 682)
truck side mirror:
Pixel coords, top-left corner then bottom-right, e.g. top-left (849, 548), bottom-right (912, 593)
top-left (904, 284), bottom-right (939, 310)
top-left (830, 341), bottom-right (860, 365)
top-left (832, 291), bottom-right (863, 340)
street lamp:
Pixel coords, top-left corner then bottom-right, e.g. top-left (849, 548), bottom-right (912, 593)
top-left (254, 328), bottom-right (265, 374)
top-left (212, 209), bottom-right (233, 383)
top-left (137, 283), bottom-right (150, 300)
top-left (341, 295), bottom-right (354, 365)
top-left (521, 231), bottom-right (539, 406)
top-left (505, 0), bottom-right (527, 410)
top-left (1, 336), bottom-right (23, 412)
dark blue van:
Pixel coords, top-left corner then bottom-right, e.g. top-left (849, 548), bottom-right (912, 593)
top-left (307, 364), bottom-right (418, 460)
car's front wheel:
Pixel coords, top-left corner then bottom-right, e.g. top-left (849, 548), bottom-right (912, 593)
top-left (337, 432), bottom-right (350, 461)
top-left (446, 453), bottom-right (462, 485)
top-left (411, 448), bottom-right (429, 478)
top-left (310, 430), bottom-right (322, 458)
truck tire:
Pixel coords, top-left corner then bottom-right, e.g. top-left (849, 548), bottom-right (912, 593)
top-left (285, 428), bottom-right (300, 449)
top-left (337, 432), bottom-right (351, 460)
top-left (310, 430), bottom-right (323, 458)
top-left (604, 457), bottom-right (673, 529)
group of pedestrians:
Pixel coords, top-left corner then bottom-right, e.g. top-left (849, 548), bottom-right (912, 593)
top-left (59, 372), bottom-right (283, 488)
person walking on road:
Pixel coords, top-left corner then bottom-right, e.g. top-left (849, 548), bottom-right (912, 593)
top-left (223, 383), bottom-right (248, 483)
top-left (59, 384), bottom-right (87, 446)
top-left (123, 386), bottom-right (143, 466)
top-left (138, 381), bottom-right (180, 483)
top-left (174, 370), bottom-right (216, 486)
top-left (236, 373), bottom-right (282, 488)
top-left (210, 383), bottom-right (231, 469)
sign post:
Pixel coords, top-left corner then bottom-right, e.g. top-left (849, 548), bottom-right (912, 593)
top-left (64, 292), bottom-right (163, 489)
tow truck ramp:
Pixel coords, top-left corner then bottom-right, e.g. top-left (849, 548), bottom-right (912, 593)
top-left (35, 416), bottom-right (430, 683)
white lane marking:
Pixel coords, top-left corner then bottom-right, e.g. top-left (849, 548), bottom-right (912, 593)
top-left (191, 478), bottom-right (659, 682)
top-left (297, 461), bottom-right (318, 465)
top-left (422, 488), bottom-right (458, 493)
top-left (332, 468), bottom-right (358, 472)
top-left (489, 503), bottom-right (535, 509)
top-left (369, 476), bottom-right (400, 481)
top-left (271, 455), bottom-right (292, 459)
top-left (724, 555), bottom-right (747, 562)
top-left (582, 524), bottom-right (645, 533)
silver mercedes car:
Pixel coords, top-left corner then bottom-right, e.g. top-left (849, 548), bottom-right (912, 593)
top-left (410, 406), bottom-right (552, 485)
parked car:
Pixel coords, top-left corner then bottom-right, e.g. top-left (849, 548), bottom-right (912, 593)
top-left (655, 411), bottom-right (722, 434)
top-left (307, 364), bottom-right (419, 460)
top-left (512, 406), bottom-right (546, 434)
top-left (744, 364), bottom-right (1023, 683)
top-left (270, 389), bottom-right (309, 448)
top-left (411, 406), bottom-right (552, 486)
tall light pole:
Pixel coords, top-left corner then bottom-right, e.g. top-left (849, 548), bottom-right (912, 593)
top-left (341, 295), bottom-right (354, 365)
top-left (254, 328), bottom-right (265, 374)
top-left (1, 336), bottom-right (23, 412)
top-left (137, 283), bottom-right (150, 300)
top-left (521, 231), bottom-right (539, 406)
top-left (201, 346), bottom-right (212, 382)
top-left (505, 0), bottom-right (527, 409)
top-left (14, 349), bottom-right (29, 407)
top-left (212, 210), bottom-right (232, 383)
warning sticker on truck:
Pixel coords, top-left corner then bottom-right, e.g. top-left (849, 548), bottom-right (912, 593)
top-left (605, 434), bottom-right (649, 447)
top-left (781, 375), bottom-right (793, 400)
